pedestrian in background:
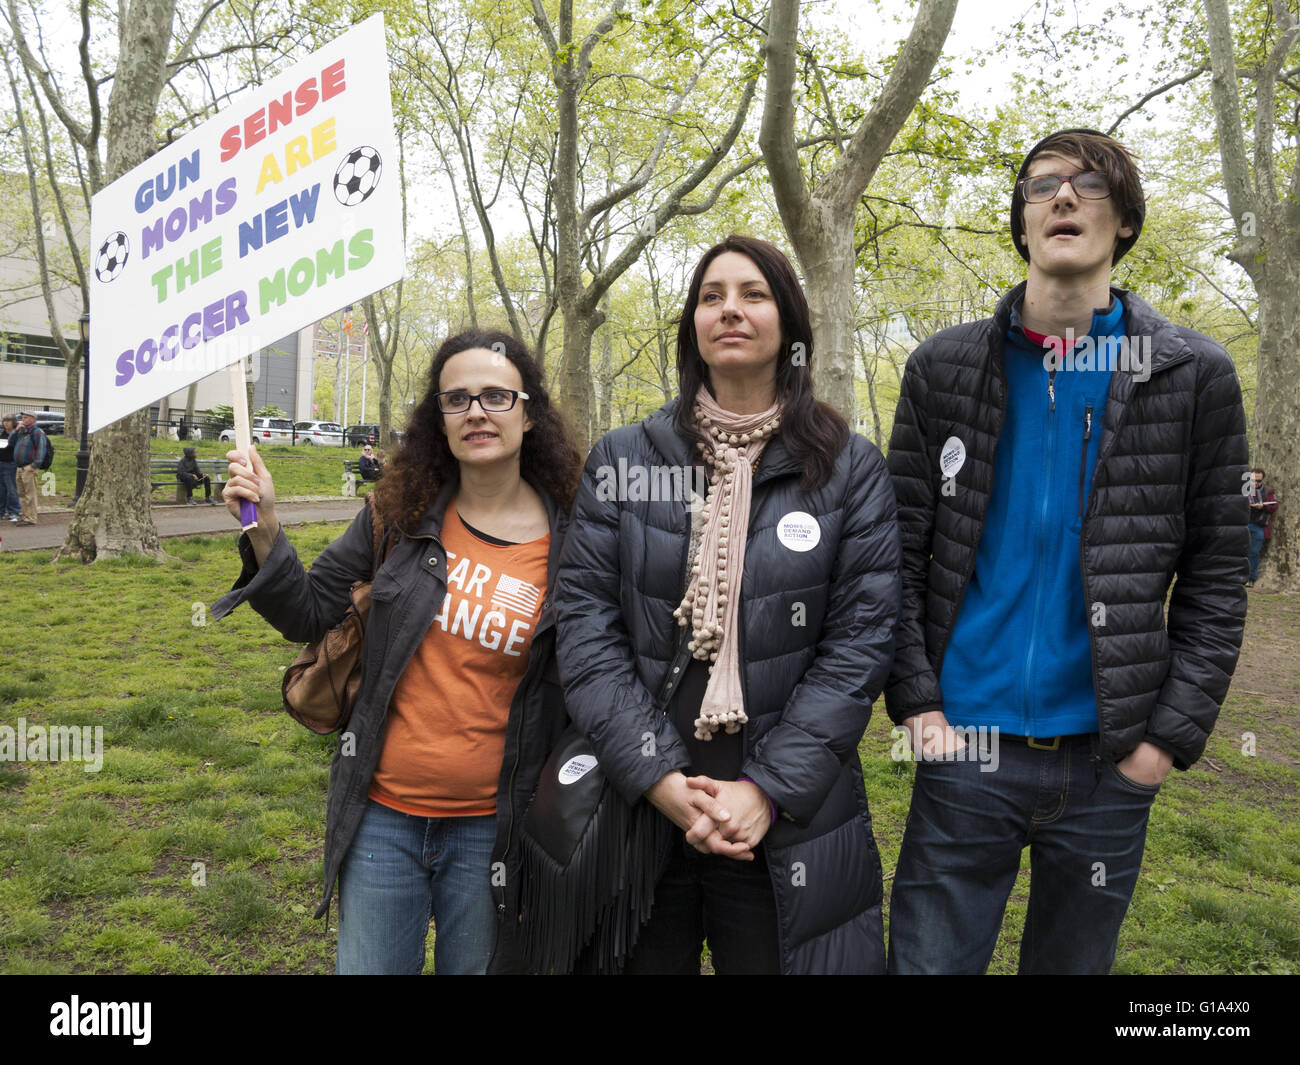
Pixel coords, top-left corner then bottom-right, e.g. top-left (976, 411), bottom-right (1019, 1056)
top-left (0, 414), bottom-right (20, 522)
top-left (9, 411), bottom-right (50, 526)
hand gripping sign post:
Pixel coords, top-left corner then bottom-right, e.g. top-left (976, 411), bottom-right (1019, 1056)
top-left (87, 15), bottom-right (403, 529)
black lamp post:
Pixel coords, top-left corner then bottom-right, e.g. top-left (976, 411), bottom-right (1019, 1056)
top-left (74, 311), bottom-right (90, 502)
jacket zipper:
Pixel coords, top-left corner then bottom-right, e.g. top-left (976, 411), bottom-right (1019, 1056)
top-left (1077, 405), bottom-right (1093, 519)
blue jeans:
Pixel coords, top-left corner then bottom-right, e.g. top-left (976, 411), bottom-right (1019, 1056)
top-left (1248, 523), bottom-right (1265, 582)
top-left (336, 799), bottom-right (497, 974)
top-left (0, 464), bottom-right (18, 517)
top-left (888, 733), bottom-right (1158, 975)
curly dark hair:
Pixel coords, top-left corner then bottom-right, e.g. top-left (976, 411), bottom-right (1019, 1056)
top-left (674, 234), bottom-right (848, 492)
top-left (372, 330), bottom-right (582, 529)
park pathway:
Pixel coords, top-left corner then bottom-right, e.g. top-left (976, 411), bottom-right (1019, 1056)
top-left (0, 496), bottom-right (366, 552)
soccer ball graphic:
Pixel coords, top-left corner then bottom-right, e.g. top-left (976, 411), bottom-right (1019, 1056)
top-left (95, 231), bottom-right (130, 283)
top-left (333, 147), bottom-right (382, 207)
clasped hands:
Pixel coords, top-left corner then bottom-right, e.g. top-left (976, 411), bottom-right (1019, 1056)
top-left (645, 771), bottom-right (772, 861)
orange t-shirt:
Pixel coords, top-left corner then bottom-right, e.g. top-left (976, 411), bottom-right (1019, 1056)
top-left (369, 500), bottom-right (550, 817)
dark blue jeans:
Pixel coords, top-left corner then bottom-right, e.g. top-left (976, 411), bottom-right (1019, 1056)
top-left (1248, 523), bottom-right (1265, 582)
top-left (622, 832), bottom-right (782, 974)
top-left (888, 733), bottom-right (1158, 975)
top-left (0, 464), bottom-right (18, 517)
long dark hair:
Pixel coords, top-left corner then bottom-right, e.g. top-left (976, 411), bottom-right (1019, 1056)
top-left (372, 330), bottom-right (582, 528)
top-left (674, 234), bottom-right (848, 492)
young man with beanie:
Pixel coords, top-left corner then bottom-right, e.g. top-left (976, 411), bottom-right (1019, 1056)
top-left (884, 129), bottom-right (1249, 974)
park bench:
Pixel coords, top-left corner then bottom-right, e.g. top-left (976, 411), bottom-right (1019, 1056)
top-left (150, 458), bottom-right (228, 504)
top-left (341, 459), bottom-right (375, 497)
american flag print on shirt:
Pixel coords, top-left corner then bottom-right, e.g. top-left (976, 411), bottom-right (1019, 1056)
top-left (491, 573), bottom-right (542, 616)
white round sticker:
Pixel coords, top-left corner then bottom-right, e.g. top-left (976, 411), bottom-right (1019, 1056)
top-left (558, 754), bottom-right (598, 785)
top-left (777, 511), bottom-right (821, 553)
top-left (940, 436), bottom-right (966, 478)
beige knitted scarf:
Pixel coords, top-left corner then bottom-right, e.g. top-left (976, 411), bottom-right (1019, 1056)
top-left (672, 387), bottom-right (782, 740)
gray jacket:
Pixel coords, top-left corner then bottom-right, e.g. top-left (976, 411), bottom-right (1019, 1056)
top-left (212, 481), bottom-right (569, 937)
top-left (554, 401), bottom-right (902, 973)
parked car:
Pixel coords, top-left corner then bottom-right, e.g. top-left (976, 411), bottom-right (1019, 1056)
top-left (293, 421), bottom-right (345, 446)
top-left (219, 417), bottom-right (295, 444)
top-left (34, 413), bottom-right (65, 435)
top-left (345, 423), bottom-right (379, 447)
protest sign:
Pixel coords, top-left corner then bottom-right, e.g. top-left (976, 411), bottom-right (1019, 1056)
top-left (86, 14), bottom-right (403, 432)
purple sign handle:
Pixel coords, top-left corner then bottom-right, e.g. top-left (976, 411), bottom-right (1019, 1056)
top-left (240, 499), bottom-right (258, 531)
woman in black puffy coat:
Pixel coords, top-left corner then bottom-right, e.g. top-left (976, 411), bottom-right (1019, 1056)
top-left (553, 235), bottom-right (902, 973)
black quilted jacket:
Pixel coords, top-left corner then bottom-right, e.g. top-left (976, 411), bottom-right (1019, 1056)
top-left (554, 400), bottom-right (902, 973)
top-left (884, 283), bottom-right (1248, 769)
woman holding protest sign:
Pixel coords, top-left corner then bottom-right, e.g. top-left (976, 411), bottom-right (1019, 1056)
top-left (214, 329), bottom-right (581, 974)
top-left (552, 235), bottom-right (902, 973)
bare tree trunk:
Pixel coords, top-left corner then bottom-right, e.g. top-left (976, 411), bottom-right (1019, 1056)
top-left (760, 0), bottom-right (957, 420)
top-left (559, 310), bottom-right (596, 445)
top-left (1252, 265), bottom-right (1300, 589)
top-left (64, 347), bottom-right (83, 442)
top-left (1204, 0), bottom-right (1300, 592)
top-left (57, 0), bottom-right (178, 562)
top-left (802, 219), bottom-right (858, 419)
top-left (378, 360), bottom-right (393, 446)
top-left (856, 328), bottom-right (883, 448)
top-left (596, 290), bottom-right (613, 438)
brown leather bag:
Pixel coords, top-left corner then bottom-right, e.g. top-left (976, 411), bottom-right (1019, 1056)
top-left (281, 501), bottom-right (391, 734)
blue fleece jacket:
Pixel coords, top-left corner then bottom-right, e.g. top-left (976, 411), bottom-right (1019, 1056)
top-left (939, 297), bottom-right (1125, 738)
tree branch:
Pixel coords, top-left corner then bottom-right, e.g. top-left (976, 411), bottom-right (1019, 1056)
top-left (169, 0), bottom-right (225, 69)
top-left (579, 43), bottom-right (716, 230)
top-left (759, 0), bottom-right (813, 237)
top-left (824, 0), bottom-right (957, 212)
top-left (1253, 0), bottom-right (1300, 211)
top-left (1204, 0), bottom-right (1262, 262)
top-left (1105, 63), bottom-right (1208, 135)
top-left (590, 76), bottom-right (758, 310)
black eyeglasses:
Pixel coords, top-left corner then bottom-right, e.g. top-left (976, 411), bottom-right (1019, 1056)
top-left (434, 389), bottom-right (530, 414)
top-left (1019, 171), bottom-right (1111, 203)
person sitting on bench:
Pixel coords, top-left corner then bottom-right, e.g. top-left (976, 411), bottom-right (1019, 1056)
top-left (359, 445), bottom-right (383, 481)
top-left (177, 446), bottom-right (216, 504)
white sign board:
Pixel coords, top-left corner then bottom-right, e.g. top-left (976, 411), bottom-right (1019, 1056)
top-left (87, 15), bottom-right (402, 432)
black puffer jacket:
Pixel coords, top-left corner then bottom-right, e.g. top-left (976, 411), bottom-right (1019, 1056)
top-left (554, 400), bottom-right (901, 973)
top-left (884, 284), bottom-right (1248, 768)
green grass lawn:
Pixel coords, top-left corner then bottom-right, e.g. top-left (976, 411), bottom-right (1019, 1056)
top-left (43, 437), bottom-right (372, 509)
top-left (0, 525), bottom-right (1296, 974)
